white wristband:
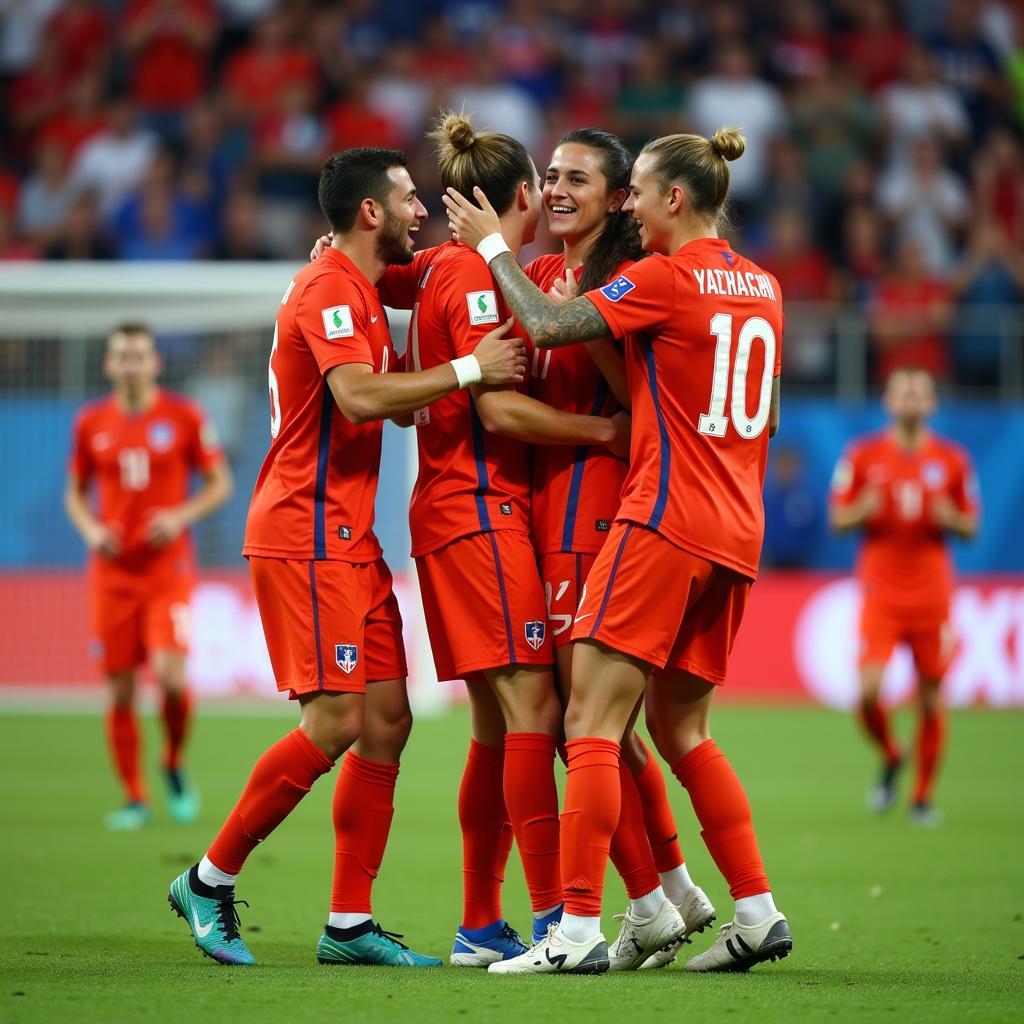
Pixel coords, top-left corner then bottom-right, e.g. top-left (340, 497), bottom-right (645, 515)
top-left (477, 232), bottom-right (512, 265)
top-left (450, 354), bottom-right (482, 389)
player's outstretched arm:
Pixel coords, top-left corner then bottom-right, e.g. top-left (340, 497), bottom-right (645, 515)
top-left (769, 376), bottom-right (781, 438)
top-left (328, 320), bottom-right (527, 425)
top-left (145, 459), bottom-right (234, 548)
top-left (443, 186), bottom-right (611, 349)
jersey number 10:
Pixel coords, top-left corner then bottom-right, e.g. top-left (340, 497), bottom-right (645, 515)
top-left (697, 313), bottom-right (776, 440)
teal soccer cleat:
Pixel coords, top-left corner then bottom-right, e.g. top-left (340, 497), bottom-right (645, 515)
top-left (105, 801), bottom-right (152, 831)
top-left (317, 922), bottom-right (442, 967)
top-left (163, 768), bottom-right (200, 824)
top-left (167, 866), bottom-right (255, 966)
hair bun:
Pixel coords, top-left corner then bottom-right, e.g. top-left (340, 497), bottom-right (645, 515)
top-left (709, 127), bottom-right (745, 162)
top-left (443, 113), bottom-right (477, 153)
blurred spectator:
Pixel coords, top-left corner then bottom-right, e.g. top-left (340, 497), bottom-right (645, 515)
top-left (972, 126), bottom-right (1024, 247)
top-left (16, 142), bottom-right (76, 245)
top-left (870, 237), bottom-right (953, 382)
top-left (837, 0), bottom-right (912, 93)
top-left (837, 204), bottom-right (886, 306)
top-left (687, 41), bottom-right (787, 220)
top-left (928, 0), bottom-right (1007, 140)
top-left (44, 193), bottom-right (114, 260)
top-left (877, 137), bottom-right (969, 274)
top-left (365, 43), bottom-right (437, 146)
top-left (0, 0), bottom-right (61, 76)
top-left (36, 71), bottom-right (108, 161)
top-left (8, 33), bottom-right (71, 159)
top-left (576, 0), bottom-right (641, 81)
top-left (448, 45), bottom-right (545, 151)
top-left (752, 138), bottom-right (817, 243)
top-left (45, 0), bottom-right (110, 81)
top-left (221, 11), bottom-right (320, 125)
top-left (491, 0), bottom-right (562, 105)
top-left (213, 189), bottom-right (272, 260)
top-left (950, 217), bottom-right (1024, 388)
top-left (121, 0), bottom-right (217, 137)
top-left (761, 446), bottom-right (821, 569)
top-left (179, 101), bottom-right (237, 231)
top-left (412, 14), bottom-right (474, 85)
top-left (549, 62), bottom-right (613, 139)
top-left (0, 205), bottom-right (39, 259)
top-left (879, 43), bottom-right (969, 169)
top-left (326, 78), bottom-right (400, 152)
top-left (69, 97), bottom-right (157, 218)
top-left (770, 0), bottom-right (832, 85)
top-left (612, 43), bottom-right (685, 153)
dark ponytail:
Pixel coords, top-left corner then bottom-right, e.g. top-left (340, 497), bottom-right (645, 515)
top-left (558, 128), bottom-right (646, 293)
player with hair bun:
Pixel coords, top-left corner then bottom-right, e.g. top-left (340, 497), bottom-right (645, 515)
top-left (446, 127), bottom-right (793, 975)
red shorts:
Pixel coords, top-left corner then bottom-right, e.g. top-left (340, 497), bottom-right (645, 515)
top-left (90, 576), bottom-right (192, 674)
top-left (859, 602), bottom-right (954, 680)
top-left (249, 556), bottom-right (406, 698)
top-left (539, 551), bottom-right (597, 649)
top-left (416, 530), bottom-right (552, 681)
top-left (570, 522), bottom-right (750, 683)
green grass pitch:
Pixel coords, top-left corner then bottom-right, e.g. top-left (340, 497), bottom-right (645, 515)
top-left (1, 705), bottom-right (1021, 1023)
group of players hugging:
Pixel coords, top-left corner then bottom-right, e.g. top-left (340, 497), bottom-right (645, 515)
top-left (67, 108), bottom-right (977, 977)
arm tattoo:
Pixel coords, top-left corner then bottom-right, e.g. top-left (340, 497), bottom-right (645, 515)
top-left (490, 252), bottom-right (610, 347)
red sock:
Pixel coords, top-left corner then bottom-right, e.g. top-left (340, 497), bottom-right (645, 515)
top-left (107, 706), bottom-right (145, 803)
top-left (609, 758), bottom-right (661, 899)
top-left (913, 712), bottom-right (945, 805)
top-left (207, 728), bottom-right (333, 874)
top-left (672, 739), bottom-right (770, 899)
top-left (161, 690), bottom-right (192, 772)
top-left (504, 732), bottom-right (562, 912)
top-left (632, 738), bottom-right (685, 873)
top-left (459, 739), bottom-right (513, 929)
top-left (858, 700), bottom-right (901, 765)
top-left (331, 752), bottom-right (400, 913)
top-left (561, 737), bottom-right (621, 916)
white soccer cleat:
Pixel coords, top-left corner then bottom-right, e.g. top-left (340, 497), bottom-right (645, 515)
top-left (685, 912), bottom-right (792, 972)
top-left (638, 885), bottom-right (717, 970)
top-left (486, 924), bottom-right (609, 975)
top-left (607, 898), bottom-right (686, 971)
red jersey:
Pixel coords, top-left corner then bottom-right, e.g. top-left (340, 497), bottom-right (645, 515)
top-left (526, 253), bottom-right (626, 555)
top-left (379, 242), bottom-right (531, 557)
top-left (69, 389), bottom-right (222, 584)
top-left (830, 431), bottom-right (979, 615)
top-left (243, 247), bottom-right (396, 563)
top-left (586, 237), bottom-right (784, 579)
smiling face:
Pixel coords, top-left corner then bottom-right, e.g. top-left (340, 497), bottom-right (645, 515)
top-left (621, 152), bottom-right (675, 254)
top-left (376, 165), bottom-right (428, 266)
top-left (544, 143), bottom-right (621, 244)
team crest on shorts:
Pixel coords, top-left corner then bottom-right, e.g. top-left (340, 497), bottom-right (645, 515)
top-left (335, 644), bottom-right (359, 674)
top-left (525, 620), bottom-right (546, 651)
top-left (148, 421), bottom-right (175, 452)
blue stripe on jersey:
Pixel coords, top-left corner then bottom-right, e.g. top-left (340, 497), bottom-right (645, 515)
top-left (560, 376), bottom-right (610, 552)
top-left (308, 560), bottom-right (324, 689)
top-left (589, 523), bottom-right (633, 638)
top-left (469, 397), bottom-right (493, 533)
top-left (313, 384), bottom-right (333, 559)
top-left (644, 343), bottom-right (671, 530)
top-left (488, 533), bottom-right (516, 664)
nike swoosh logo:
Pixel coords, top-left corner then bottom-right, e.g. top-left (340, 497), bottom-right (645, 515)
top-left (192, 908), bottom-right (214, 939)
top-left (370, 315), bottom-right (379, 323)
top-left (573, 613), bottom-right (594, 624)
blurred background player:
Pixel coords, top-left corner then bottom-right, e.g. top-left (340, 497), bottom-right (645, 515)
top-left (65, 322), bottom-right (232, 831)
top-left (830, 366), bottom-right (979, 826)
top-left (167, 147), bottom-right (526, 968)
top-left (527, 126), bottom-right (714, 970)
top-left (445, 125), bottom-right (791, 976)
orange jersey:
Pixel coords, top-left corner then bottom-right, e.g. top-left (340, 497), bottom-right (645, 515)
top-left (381, 242), bottom-right (531, 557)
top-left (526, 253), bottom-right (626, 555)
top-left (69, 389), bottom-right (222, 584)
top-left (243, 247), bottom-right (397, 563)
top-left (585, 237), bottom-right (784, 580)
top-left (830, 431), bottom-right (979, 615)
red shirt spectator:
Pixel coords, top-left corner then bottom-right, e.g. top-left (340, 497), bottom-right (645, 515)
top-left (837, 0), bottom-right (910, 93)
top-left (758, 209), bottom-right (832, 301)
top-left (37, 73), bottom-right (108, 161)
top-left (122, 0), bottom-right (217, 111)
top-left (325, 91), bottom-right (401, 151)
top-left (46, 0), bottom-right (110, 80)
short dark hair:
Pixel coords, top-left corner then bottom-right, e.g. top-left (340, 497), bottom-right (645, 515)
top-left (318, 148), bottom-right (408, 233)
top-left (109, 322), bottom-right (155, 344)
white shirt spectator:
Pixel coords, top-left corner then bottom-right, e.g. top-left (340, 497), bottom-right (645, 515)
top-left (881, 82), bottom-right (968, 170)
top-left (447, 81), bottom-right (544, 152)
top-left (70, 129), bottom-right (157, 219)
top-left (17, 167), bottom-right (76, 237)
top-left (0, 0), bottom-right (61, 73)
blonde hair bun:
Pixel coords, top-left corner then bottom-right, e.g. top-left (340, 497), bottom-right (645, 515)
top-left (440, 112), bottom-right (477, 153)
top-left (709, 127), bottom-right (745, 162)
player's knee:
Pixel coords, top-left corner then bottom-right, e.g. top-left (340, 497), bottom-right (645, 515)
top-left (303, 700), bottom-right (364, 760)
top-left (107, 674), bottom-right (135, 709)
top-left (621, 729), bottom-right (649, 771)
top-left (918, 680), bottom-right (942, 716)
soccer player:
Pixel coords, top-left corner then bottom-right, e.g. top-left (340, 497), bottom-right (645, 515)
top-left (830, 367), bottom-right (979, 826)
top-left (528, 128), bottom-right (714, 970)
top-left (66, 323), bottom-right (232, 831)
top-left (445, 126), bottom-right (793, 974)
top-left (166, 147), bottom-right (527, 967)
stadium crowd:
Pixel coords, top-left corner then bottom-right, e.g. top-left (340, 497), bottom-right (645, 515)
top-left (1, 0), bottom-right (1023, 390)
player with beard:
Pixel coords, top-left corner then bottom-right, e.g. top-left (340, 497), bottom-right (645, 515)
top-left (167, 147), bottom-right (526, 968)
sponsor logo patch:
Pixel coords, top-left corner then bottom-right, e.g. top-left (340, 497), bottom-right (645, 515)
top-left (598, 275), bottom-right (635, 302)
top-left (595, 519), bottom-right (611, 532)
top-left (338, 526), bottom-right (352, 540)
top-left (500, 502), bottom-right (512, 516)
top-left (466, 290), bottom-right (500, 325)
top-left (148, 421), bottom-right (175, 452)
top-left (335, 644), bottom-right (359, 674)
top-left (322, 305), bottom-right (355, 339)
top-left (525, 620), bottom-right (546, 651)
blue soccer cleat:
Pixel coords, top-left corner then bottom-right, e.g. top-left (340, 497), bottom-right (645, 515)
top-left (532, 904), bottom-right (563, 945)
top-left (167, 866), bottom-right (255, 966)
top-left (451, 919), bottom-right (529, 967)
top-left (317, 922), bottom-right (442, 967)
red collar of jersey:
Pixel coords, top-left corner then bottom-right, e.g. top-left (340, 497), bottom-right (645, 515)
top-left (319, 246), bottom-right (378, 292)
top-left (673, 237), bottom-right (730, 257)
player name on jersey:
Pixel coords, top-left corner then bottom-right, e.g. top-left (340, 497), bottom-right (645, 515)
top-left (691, 268), bottom-right (777, 300)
